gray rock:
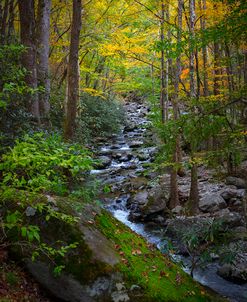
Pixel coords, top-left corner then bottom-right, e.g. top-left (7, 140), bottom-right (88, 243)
top-left (141, 186), bottom-right (168, 217)
top-left (130, 284), bottom-right (141, 291)
top-left (153, 215), bottom-right (165, 224)
top-left (237, 189), bottom-right (246, 199)
top-left (26, 260), bottom-right (95, 302)
top-left (226, 176), bottom-right (246, 189)
top-left (129, 177), bottom-right (148, 190)
top-left (221, 188), bottom-right (238, 201)
top-left (132, 191), bottom-right (148, 205)
top-left (199, 193), bottom-right (227, 213)
top-left (97, 156), bottom-right (111, 169)
top-left (129, 140), bottom-right (143, 148)
top-left (124, 123), bottom-right (137, 132)
top-left (220, 211), bottom-right (244, 228)
top-left (172, 205), bottom-right (184, 216)
top-left (136, 152), bottom-right (149, 161)
top-left (25, 206), bottom-right (36, 217)
top-left (217, 253), bottom-right (247, 283)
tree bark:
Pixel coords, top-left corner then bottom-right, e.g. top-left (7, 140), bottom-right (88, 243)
top-left (64, 0), bottom-right (82, 140)
top-left (188, 155), bottom-right (199, 214)
top-left (188, 0), bottom-right (199, 214)
top-left (213, 40), bottom-right (221, 95)
top-left (0, 0), bottom-right (9, 44)
top-left (160, 0), bottom-right (166, 123)
top-left (37, 0), bottom-right (51, 121)
top-left (7, 0), bottom-right (15, 40)
top-left (200, 0), bottom-right (209, 97)
top-left (169, 0), bottom-right (184, 209)
top-left (189, 0), bottom-right (196, 99)
top-left (18, 0), bottom-right (40, 123)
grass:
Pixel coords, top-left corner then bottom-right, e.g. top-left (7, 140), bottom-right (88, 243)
top-left (96, 210), bottom-right (226, 302)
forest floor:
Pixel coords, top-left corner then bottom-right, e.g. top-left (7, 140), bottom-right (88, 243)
top-left (0, 250), bottom-right (51, 302)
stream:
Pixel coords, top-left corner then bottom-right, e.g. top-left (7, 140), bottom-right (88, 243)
top-left (91, 101), bottom-right (247, 302)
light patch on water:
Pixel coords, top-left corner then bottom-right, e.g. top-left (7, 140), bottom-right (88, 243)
top-left (113, 210), bottom-right (166, 249)
top-left (119, 146), bottom-right (130, 151)
top-left (90, 169), bottom-right (108, 175)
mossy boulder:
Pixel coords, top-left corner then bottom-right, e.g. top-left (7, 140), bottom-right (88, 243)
top-left (0, 189), bottom-right (226, 302)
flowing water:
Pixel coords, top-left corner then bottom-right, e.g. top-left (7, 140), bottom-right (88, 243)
top-left (92, 102), bottom-right (247, 302)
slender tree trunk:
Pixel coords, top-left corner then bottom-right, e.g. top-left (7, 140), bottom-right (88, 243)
top-left (200, 0), bottom-right (209, 97)
top-left (188, 0), bottom-right (199, 214)
top-left (18, 0), bottom-right (40, 123)
top-left (93, 56), bottom-right (106, 90)
top-left (188, 153), bottom-right (199, 214)
top-left (0, 0), bottom-right (9, 44)
top-left (165, 3), bottom-right (171, 122)
top-left (213, 41), bottom-right (221, 95)
top-left (244, 51), bottom-right (247, 86)
top-left (169, 0), bottom-right (184, 209)
top-left (195, 50), bottom-right (201, 98)
top-left (37, 0), bottom-right (51, 121)
top-left (64, 0), bottom-right (82, 140)
top-left (170, 150), bottom-right (179, 209)
top-left (7, 0), bottom-right (15, 40)
top-left (189, 0), bottom-right (196, 99)
top-left (160, 0), bottom-right (166, 123)
top-left (225, 42), bottom-right (234, 94)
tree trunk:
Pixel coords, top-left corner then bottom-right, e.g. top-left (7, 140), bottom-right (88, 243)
top-left (188, 155), bottom-right (199, 215)
top-left (225, 42), bottom-right (234, 94)
top-left (244, 51), bottom-right (247, 86)
top-left (0, 0), bottom-right (9, 44)
top-left (64, 0), bottom-right (82, 140)
top-left (160, 0), bottom-right (166, 123)
top-left (164, 3), bottom-right (171, 123)
top-left (37, 0), bottom-right (51, 122)
top-left (18, 0), bottom-right (40, 123)
top-left (213, 41), bottom-right (221, 95)
top-left (188, 0), bottom-right (199, 214)
top-left (7, 0), bottom-right (15, 40)
top-left (189, 0), bottom-right (196, 99)
top-left (169, 0), bottom-right (184, 208)
top-left (200, 0), bottom-right (209, 97)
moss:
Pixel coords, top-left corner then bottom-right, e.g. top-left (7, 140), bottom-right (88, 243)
top-left (0, 189), bottom-right (227, 301)
top-left (96, 210), bottom-right (226, 302)
top-left (0, 190), bottom-right (113, 285)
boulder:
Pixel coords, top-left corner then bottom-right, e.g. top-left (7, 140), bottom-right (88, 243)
top-left (1, 190), bottom-right (221, 302)
top-left (129, 177), bottom-right (148, 190)
top-left (124, 123), bottom-right (137, 132)
top-left (219, 211), bottom-right (244, 228)
top-left (97, 156), bottom-right (111, 169)
top-left (199, 193), bottom-right (227, 213)
top-left (140, 185), bottom-right (169, 218)
top-left (136, 152), bottom-right (150, 161)
top-left (172, 205), bottom-right (184, 216)
top-left (132, 190), bottom-right (148, 205)
top-left (226, 176), bottom-right (246, 189)
top-left (217, 253), bottom-right (247, 283)
top-left (220, 188), bottom-right (238, 201)
top-left (129, 140), bottom-right (143, 148)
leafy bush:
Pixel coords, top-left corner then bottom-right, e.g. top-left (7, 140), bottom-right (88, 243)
top-left (0, 188), bottom-right (79, 275)
top-left (0, 44), bottom-right (36, 150)
top-left (180, 218), bottom-right (227, 276)
top-left (77, 93), bottom-right (125, 143)
top-left (0, 132), bottom-right (94, 195)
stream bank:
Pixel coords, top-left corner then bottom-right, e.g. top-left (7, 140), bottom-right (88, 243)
top-left (93, 101), bottom-right (247, 302)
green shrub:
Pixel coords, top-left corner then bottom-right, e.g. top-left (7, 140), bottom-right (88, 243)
top-left (77, 93), bottom-right (125, 142)
top-left (0, 44), bottom-right (36, 150)
top-left (0, 132), bottom-right (94, 195)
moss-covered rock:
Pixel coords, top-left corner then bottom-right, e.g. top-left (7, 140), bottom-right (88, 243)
top-left (0, 190), bottom-right (227, 302)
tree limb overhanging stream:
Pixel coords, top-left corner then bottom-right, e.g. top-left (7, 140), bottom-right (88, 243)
top-left (90, 101), bottom-right (247, 302)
